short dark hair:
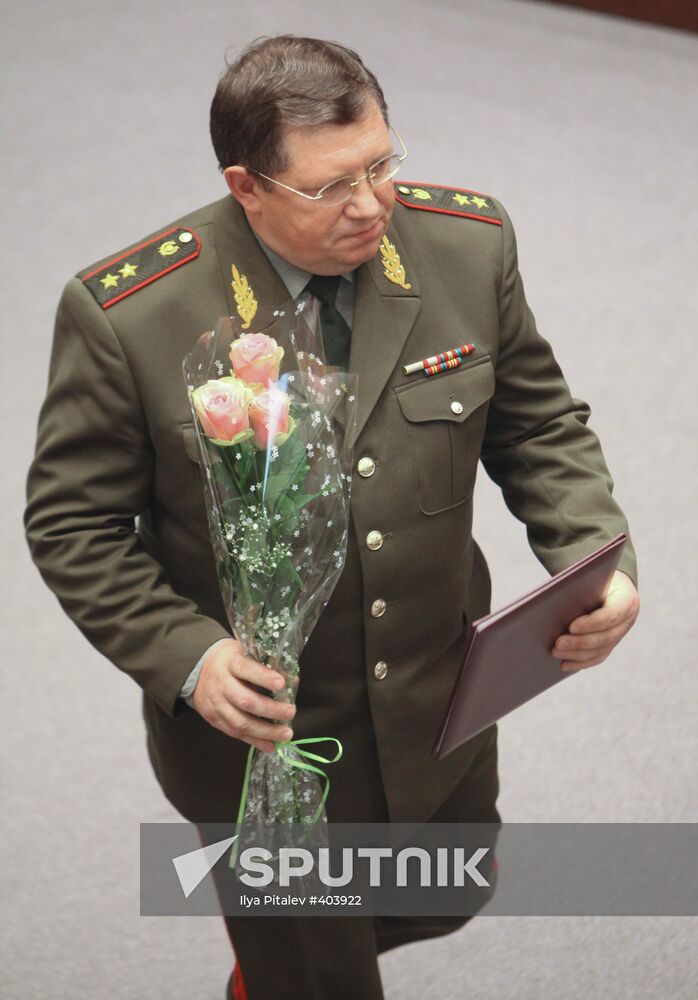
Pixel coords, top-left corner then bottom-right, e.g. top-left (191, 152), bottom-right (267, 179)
top-left (210, 35), bottom-right (389, 180)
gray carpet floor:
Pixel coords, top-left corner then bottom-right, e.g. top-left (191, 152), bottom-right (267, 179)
top-left (2, 0), bottom-right (697, 997)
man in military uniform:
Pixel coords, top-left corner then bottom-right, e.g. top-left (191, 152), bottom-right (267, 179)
top-left (24, 35), bottom-right (639, 1000)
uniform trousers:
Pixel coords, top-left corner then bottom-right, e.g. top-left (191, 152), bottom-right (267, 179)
top-left (196, 525), bottom-right (501, 999)
top-left (198, 722), bottom-right (500, 1000)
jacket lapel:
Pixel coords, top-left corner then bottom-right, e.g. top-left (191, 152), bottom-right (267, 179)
top-left (212, 196), bottom-right (291, 321)
top-left (350, 222), bottom-right (421, 443)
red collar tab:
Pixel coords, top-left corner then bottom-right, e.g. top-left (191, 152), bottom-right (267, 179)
top-left (394, 183), bottom-right (502, 226)
top-left (82, 226), bottom-right (201, 309)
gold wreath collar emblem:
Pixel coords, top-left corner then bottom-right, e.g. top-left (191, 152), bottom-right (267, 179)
top-left (379, 236), bottom-right (411, 290)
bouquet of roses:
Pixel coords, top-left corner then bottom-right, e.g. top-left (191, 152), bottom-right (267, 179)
top-left (182, 296), bottom-right (357, 872)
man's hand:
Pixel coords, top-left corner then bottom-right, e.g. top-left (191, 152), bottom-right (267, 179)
top-left (191, 638), bottom-right (296, 753)
top-left (552, 570), bottom-right (640, 672)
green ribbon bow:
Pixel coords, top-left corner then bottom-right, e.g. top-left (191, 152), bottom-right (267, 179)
top-left (229, 735), bottom-right (343, 870)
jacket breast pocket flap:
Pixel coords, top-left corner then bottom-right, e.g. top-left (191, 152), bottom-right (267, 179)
top-left (395, 355), bottom-right (495, 424)
top-left (394, 356), bottom-right (495, 515)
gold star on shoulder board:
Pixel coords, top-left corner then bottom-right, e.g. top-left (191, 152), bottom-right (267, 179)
top-left (471, 196), bottom-right (488, 209)
top-left (100, 273), bottom-right (119, 289)
top-left (452, 193), bottom-right (471, 207)
top-left (119, 261), bottom-right (138, 279)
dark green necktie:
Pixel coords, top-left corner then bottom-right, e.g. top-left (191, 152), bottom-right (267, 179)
top-left (305, 274), bottom-right (351, 369)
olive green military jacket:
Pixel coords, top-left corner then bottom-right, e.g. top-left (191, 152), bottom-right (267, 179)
top-left (25, 188), bottom-right (637, 824)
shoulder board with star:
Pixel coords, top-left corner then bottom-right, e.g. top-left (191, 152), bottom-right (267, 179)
top-left (82, 226), bottom-right (201, 309)
top-left (394, 183), bottom-right (501, 226)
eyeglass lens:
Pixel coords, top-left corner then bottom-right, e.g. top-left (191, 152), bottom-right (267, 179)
top-left (321, 154), bottom-right (404, 205)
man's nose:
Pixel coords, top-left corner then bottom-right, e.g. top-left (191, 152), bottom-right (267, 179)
top-left (344, 175), bottom-right (381, 218)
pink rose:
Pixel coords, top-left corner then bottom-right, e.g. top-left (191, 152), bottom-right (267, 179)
top-left (192, 377), bottom-right (254, 443)
top-left (249, 386), bottom-right (292, 450)
top-left (229, 333), bottom-right (284, 387)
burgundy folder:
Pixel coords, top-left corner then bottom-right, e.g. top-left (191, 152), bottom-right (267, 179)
top-left (433, 534), bottom-right (627, 760)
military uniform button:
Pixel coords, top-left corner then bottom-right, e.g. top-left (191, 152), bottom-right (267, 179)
top-left (370, 598), bottom-right (387, 618)
top-left (357, 456), bottom-right (376, 478)
top-left (450, 400), bottom-right (464, 415)
top-left (366, 530), bottom-right (383, 551)
top-left (397, 186), bottom-right (411, 195)
top-left (373, 660), bottom-right (388, 680)
top-left (179, 231), bottom-right (193, 243)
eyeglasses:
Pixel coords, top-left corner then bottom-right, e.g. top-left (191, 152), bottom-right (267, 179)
top-left (248, 127), bottom-right (408, 207)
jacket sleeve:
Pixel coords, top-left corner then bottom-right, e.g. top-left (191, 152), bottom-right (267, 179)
top-left (24, 278), bottom-right (231, 719)
top-left (480, 202), bottom-right (638, 587)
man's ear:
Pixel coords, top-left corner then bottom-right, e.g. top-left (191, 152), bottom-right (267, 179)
top-left (224, 166), bottom-right (262, 212)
